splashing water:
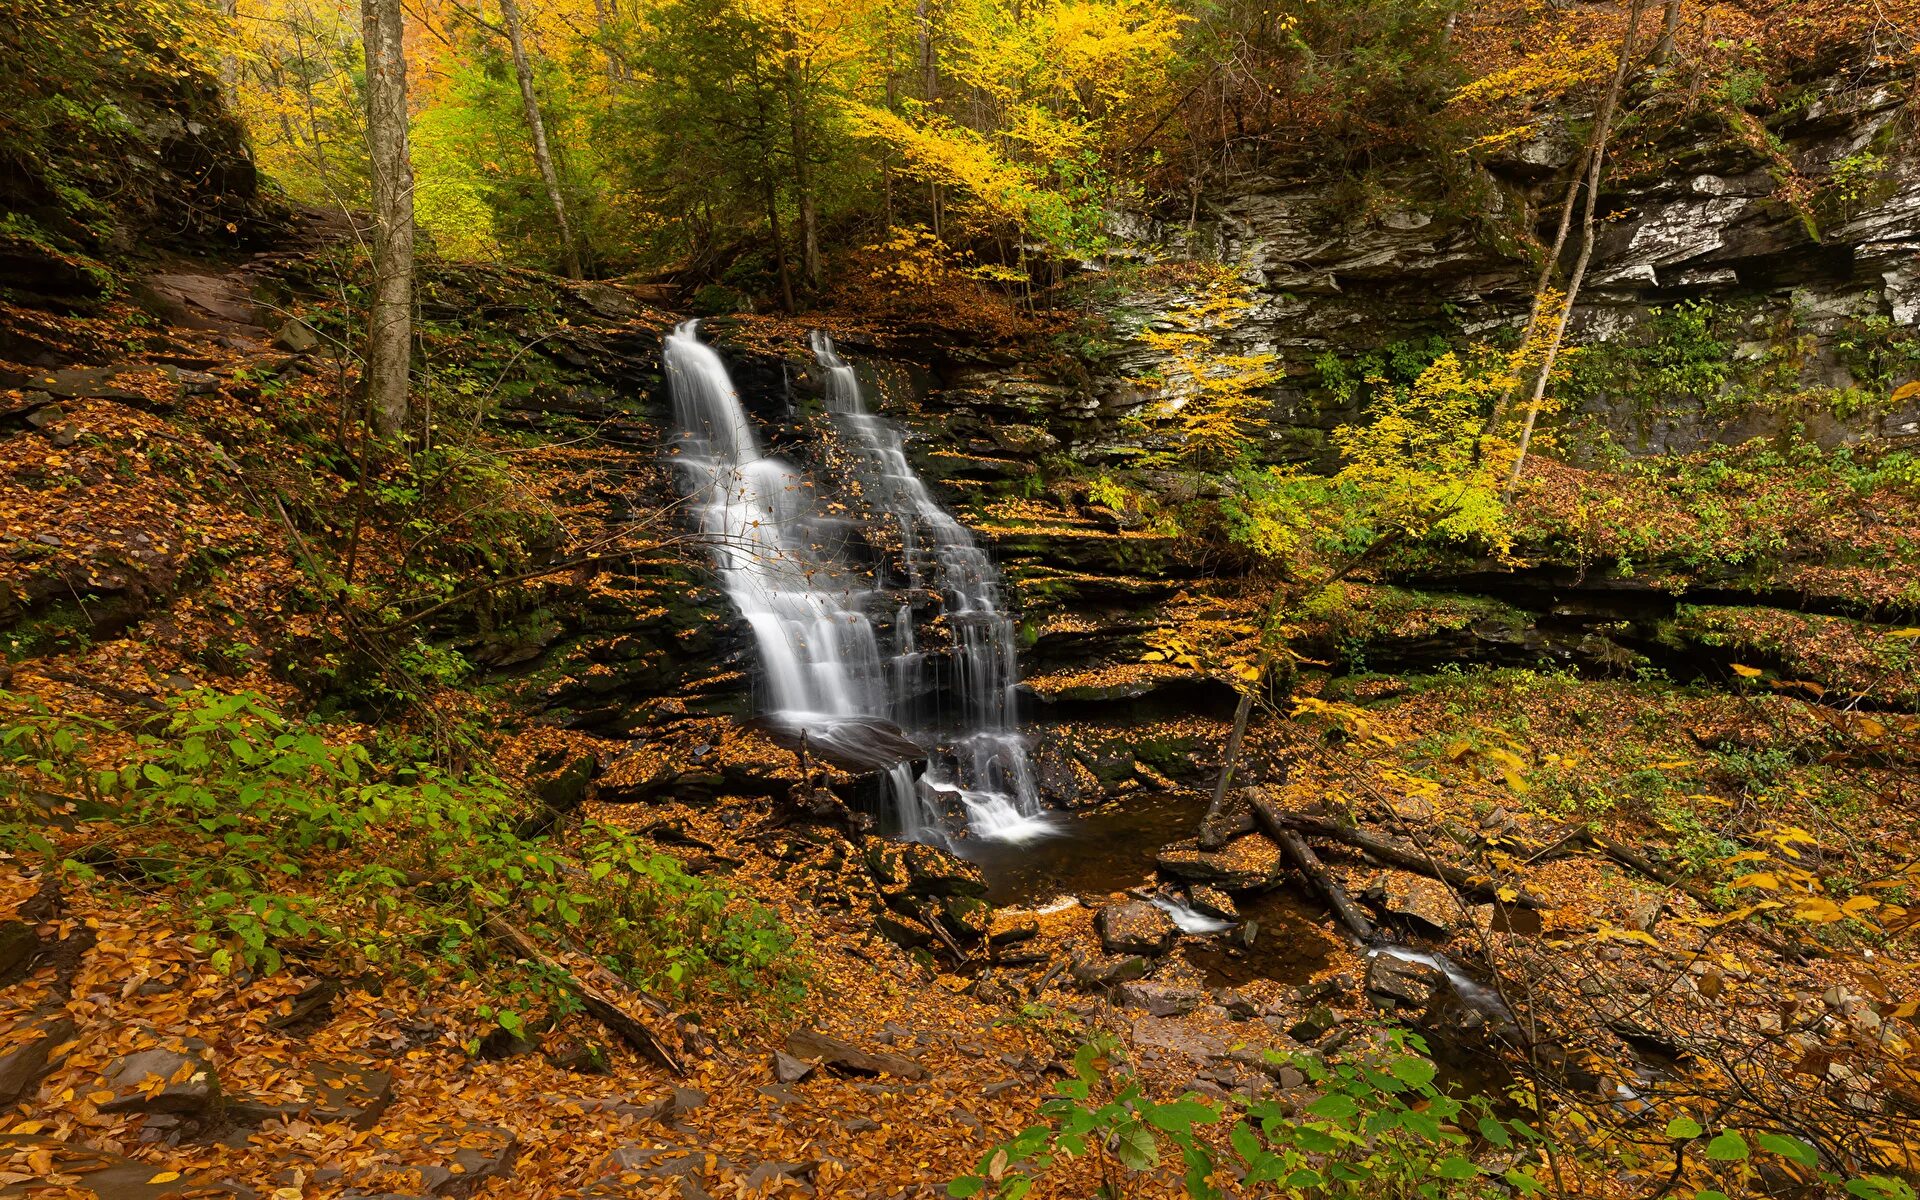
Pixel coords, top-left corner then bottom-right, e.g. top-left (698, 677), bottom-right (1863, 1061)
top-left (810, 331), bottom-right (1052, 845)
top-left (663, 321), bottom-right (923, 831)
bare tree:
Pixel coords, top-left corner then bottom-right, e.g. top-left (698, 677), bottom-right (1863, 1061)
top-left (498, 0), bottom-right (583, 279)
top-left (1506, 0), bottom-right (1650, 495)
top-left (361, 0), bottom-right (414, 439)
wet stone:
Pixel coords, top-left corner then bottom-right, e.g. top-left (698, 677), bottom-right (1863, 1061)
top-left (97, 1046), bottom-right (218, 1115)
top-left (1116, 981), bottom-right (1206, 1018)
top-left (1096, 900), bottom-right (1178, 956)
top-left (1366, 953), bottom-right (1444, 1010)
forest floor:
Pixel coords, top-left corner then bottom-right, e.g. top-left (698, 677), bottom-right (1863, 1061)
top-left (4, 248), bottom-right (1920, 1200)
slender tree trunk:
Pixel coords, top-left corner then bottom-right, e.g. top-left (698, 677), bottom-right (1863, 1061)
top-left (916, 0), bottom-right (936, 104)
top-left (217, 0), bottom-right (239, 106)
top-left (498, 0), bottom-right (582, 279)
top-left (763, 167), bottom-right (795, 314)
top-left (780, 18), bottom-right (821, 289)
top-left (1654, 0), bottom-right (1682, 63)
top-left (361, 0), bottom-right (414, 440)
top-left (589, 0), bottom-right (629, 83)
top-left (1479, 140), bottom-right (1592, 442)
top-left (1507, 0), bottom-right (1649, 495)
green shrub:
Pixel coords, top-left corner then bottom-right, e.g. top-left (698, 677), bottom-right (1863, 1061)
top-left (0, 688), bottom-right (802, 1021)
top-left (952, 1030), bottom-right (1547, 1199)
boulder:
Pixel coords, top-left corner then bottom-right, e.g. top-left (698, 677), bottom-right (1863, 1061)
top-left (1366, 952), bottom-right (1445, 1011)
top-left (273, 320), bottom-right (321, 353)
top-left (1155, 835), bottom-right (1286, 892)
top-left (1372, 873), bottom-right (1461, 937)
top-left (861, 838), bottom-right (986, 899)
top-left (0, 1015), bottom-right (73, 1105)
top-left (97, 1046), bottom-right (218, 1116)
top-left (932, 895), bottom-right (994, 943)
top-left (771, 1051), bottom-right (815, 1084)
top-left (1187, 886), bottom-right (1239, 922)
top-left (1115, 982), bottom-right (1205, 1018)
top-left (0, 921), bottom-right (38, 983)
top-left (1287, 1006), bottom-right (1341, 1045)
top-left (1095, 901), bottom-right (1178, 956)
top-left (1068, 953), bottom-right (1152, 989)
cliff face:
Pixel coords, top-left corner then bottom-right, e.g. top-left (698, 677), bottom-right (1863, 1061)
top-left (1081, 58), bottom-right (1920, 463)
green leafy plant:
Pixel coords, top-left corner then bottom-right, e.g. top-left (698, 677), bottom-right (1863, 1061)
top-left (0, 689), bottom-right (803, 1022)
top-left (952, 1030), bottom-right (1547, 1199)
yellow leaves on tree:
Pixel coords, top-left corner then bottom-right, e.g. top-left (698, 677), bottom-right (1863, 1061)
top-left (1133, 262), bottom-right (1281, 473)
top-left (1331, 349), bottom-right (1513, 551)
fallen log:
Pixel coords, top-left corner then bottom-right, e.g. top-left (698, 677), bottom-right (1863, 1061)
top-left (1272, 828), bottom-right (1375, 942)
top-left (1250, 801), bottom-right (1550, 910)
top-left (483, 917), bottom-right (686, 1075)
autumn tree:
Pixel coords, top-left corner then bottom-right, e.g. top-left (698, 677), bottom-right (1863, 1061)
top-left (496, 0), bottom-right (584, 278)
top-left (361, 0), bottom-right (414, 439)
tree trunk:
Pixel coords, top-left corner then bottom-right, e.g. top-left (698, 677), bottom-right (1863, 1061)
top-left (498, 0), bottom-right (582, 279)
top-left (763, 167), bottom-right (795, 313)
top-left (1506, 0), bottom-right (1649, 495)
top-left (361, 0), bottom-right (414, 441)
top-left (1654, 0), bottom-right (1682, 63)
top-left (589, 0), bottom-right (629, 83)
top-left (780, 17), bottom-right (821, 289)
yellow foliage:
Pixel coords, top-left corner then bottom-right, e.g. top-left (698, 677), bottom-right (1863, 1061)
top-left (1133, 262), bottom-right (1282, 472)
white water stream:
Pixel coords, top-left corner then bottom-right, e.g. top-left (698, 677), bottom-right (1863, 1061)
top-left (662, 320), bottom-right (1048, 843)
top-left (811, 332), bottom-right (1051, 845)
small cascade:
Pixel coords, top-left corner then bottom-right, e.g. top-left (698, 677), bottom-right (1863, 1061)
top-left (662, 320), bottom-right (923, 832)
top-left (810, 332), bottom-right (1050, 844)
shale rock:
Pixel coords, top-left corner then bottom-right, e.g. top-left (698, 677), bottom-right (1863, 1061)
top-left (226, 1059), bottom-right (394, 1130)
top-left (784, 1028), bottom-right (929, 1080)
top-left (1370, 873), bottom-right (1462, 937)
top-left (1069, 952), bottom-right (1152, 989)
top-left (1155, 834), bottom-right (1286, 892)
top-left (0, 1015), bottom-right (73, 1105)
top-left (1095, 900), bottom-right (1178, 956)
top-left (1366, 953), bottom-right (1445, 1011)
top-left (1116, 982), bottom-right (1206, 1018)
top-left (97, 1046), bottom-right (219, 1115)
top-left (0, 1133), bottom-right (250, 1199)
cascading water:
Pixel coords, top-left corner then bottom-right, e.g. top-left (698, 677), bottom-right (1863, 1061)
top-left (662, 320), bottom-right (922, 832)
top-left (810, 332), bottom-right (1051, 844)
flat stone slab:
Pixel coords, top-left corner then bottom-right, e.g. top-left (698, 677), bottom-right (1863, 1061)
top-left (1156, 835), bottom-right (1286, 892)
top-left (784, 1029), bottom-right (928, 1080)
top-left (1096, 901), bottom-right (1177, 956)
top-left (97, 1046), bottom-right (218, 1115)
top-left (0, 1134), bottom-right (250, 1199)
top-left (227, 1059), bottom-right (394, 1130)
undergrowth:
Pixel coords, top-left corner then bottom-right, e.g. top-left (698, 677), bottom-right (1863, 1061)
top-left (0, 688), bottom-right (804, 1033)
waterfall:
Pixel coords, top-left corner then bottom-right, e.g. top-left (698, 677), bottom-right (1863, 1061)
top-left (810, 331), bottom-right (1050, 844)
top-left (662, 321), bottom-right (923, 833)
